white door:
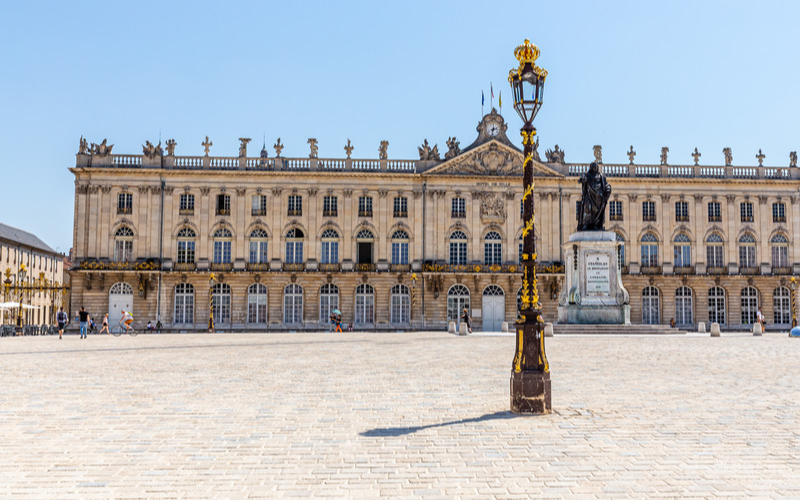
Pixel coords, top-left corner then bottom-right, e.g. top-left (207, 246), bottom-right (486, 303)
top-left (482, 285), bottom-right (505, 332)
top-left (109, 282), bottom-right (134, 325)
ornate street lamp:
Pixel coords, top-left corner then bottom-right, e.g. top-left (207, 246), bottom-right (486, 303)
top-left (208, 273), bottom-right (216, 333)
top-left (17, 264), bottom-right (27, 328)
top-left (791, 277), bottom-right (797, 328)
top-left (508, 39), bottom-right (551, 414)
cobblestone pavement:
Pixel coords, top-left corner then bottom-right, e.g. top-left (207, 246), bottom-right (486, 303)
top-left (0, 331), bottom-right (798, 499)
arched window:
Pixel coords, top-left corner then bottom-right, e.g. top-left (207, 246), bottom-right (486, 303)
top-left (247, 283), bottom-right (268, 324)
top-left (114, 226), bottom-right (134, 262)
top-left (174, 283), bottom-right (194, 324)
top-left (642, 286), bottom-right (660, 324)
top-left (640, 233), bottom-right (658, 267)
top-left (285, 228), bottom-right (304, 264)
top-left (249, 229), bottom-right (268, 264)
top-left (355, 284), bottom-right (375, 324)
top-left (447, 284), bottom-right (470, 326)
top-left (773, 287), bottom-right (791, 325)
top-left (673, 233), bottom-right (691, 268)
top-left (449, 230), bottom-right (468, 265)
top-left (213, 228), bottom-right (232, 264)
top-left (320, 229), bottom-right (339, 264)
top-left (319, 283), bottom-right (339, 323)
top-left (740, 286), bottom-right (759, 325)
top-left (110, 282), bottom-right (134, 295)
top-left (616, 232), bottom-right (626, 268)
top-left (738, 233), bottom-right (756, 269)
top-left (390, 284), bottom-right (410, 324)
top-left (177, 228), bottom-right (196, 264)
top-left (771, 234), bottom-right (789, 269)
top-left (706, 233), bottom-right (724, 268)
top-left (675, 286), bottom-right (693, 326)
top-left (709, 286), bottom-right (726, 325)
top-left (484, 231), bottom-right (502, 265)
top-left (283, 284), bottom-right (303, 324)
top-left (212, 283), bottom-right (231, 324)
top-left (391, 230), bottom-right (409, 265)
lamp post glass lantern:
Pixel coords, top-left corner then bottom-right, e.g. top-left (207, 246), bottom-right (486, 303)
top-left (508, 39), bottom-right (551, 414)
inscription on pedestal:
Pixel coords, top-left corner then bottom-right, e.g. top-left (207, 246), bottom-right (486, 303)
top-left (586, 254), bottom-right (610, 295)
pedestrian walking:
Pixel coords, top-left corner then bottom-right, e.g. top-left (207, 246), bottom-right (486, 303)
top-left (99, 314), bottom-right (110, 335)
top-left (461, 308), bottom-right (473, 334)
top-left (56, 306), bottom-right (68, 340)
top-left (79, 306), bottom-right (89, 339)
top-left (757, 307), bottom-right (766, 330)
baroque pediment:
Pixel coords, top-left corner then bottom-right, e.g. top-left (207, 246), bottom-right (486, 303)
top-left (423, 141), bottom-right (564, 178)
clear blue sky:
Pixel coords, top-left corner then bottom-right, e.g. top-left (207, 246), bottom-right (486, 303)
top-left (1, 0), bottom-right (798, 253)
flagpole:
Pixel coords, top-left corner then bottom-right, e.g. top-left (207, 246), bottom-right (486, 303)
top-left (481, 90), bottom-right (484, 118)
top-left (490, 82), bottom-right (494, 109)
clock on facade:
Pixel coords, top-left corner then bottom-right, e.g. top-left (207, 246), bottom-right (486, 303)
top-left (487, 123), bottom-right (500, 137)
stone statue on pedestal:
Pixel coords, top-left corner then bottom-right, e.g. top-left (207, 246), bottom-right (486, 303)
top-left (577, 162), bottom-right (611, 231)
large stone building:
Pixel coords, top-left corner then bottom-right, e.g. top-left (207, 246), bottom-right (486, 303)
top-left (69, 110), bottom-right (800, 331)
top-left (0, 222), bottom-right (67, 325)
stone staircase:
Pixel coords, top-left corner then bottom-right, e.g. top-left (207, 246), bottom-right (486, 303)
top-left (552, 324), bottom-right (686, 335)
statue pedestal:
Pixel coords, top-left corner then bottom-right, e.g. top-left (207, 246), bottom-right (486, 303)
top-left (558, 231), bottom-right (630, 325)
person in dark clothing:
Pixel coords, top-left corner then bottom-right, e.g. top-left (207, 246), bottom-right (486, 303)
top-left (56, 307), bottom-right (68, 340)
top-left (461, 308), bottom-right (473, 334)
top-left (78, 307), bottom-right (90, 339)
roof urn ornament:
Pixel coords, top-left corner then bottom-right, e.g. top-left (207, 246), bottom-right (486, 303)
top-left (791, 151), bottom-right (798, 168)
top-left (344, 139), bottom-right (354, 159)
top-left (238, 138), bottom-right (251, 158)
top-left (756, 149), bottom-right (765, 167)
top-left (378, 140), bottom-right (389, 160)
top-left (723, 147), bottom-right (733, 166)
top-left (307, 138), bottom-right (318, 159)
top-left (593, 145), bottom-right (602, 164)
top-left (692, 147), bottom-right (701, 166)
top-left (627, 146), bottom-right (636, 165)
top-left (274, 138), bottom-right (284, 157)
top-left (202, 136), bottom-right (213, 156)
top-left (660, 147), bottom-right (669, 166)
top-left (165, 139), bottom-right (177, 156)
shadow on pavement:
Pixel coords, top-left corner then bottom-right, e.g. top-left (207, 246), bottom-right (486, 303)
top-left (360, 411), bottom-right (519, 437)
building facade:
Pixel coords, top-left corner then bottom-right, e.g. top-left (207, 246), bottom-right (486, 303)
top-left (0, 223), bottom-right (67, 325)
top-left (69, 110), bottom-right (800, 331)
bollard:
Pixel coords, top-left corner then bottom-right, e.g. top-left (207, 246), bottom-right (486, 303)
top-left (790, 326), bottom-right (800, 338)
top-left (448, 322), bottom-right (456, 334)
top-left (753, 323), bottom-right (763, 336)
top-left (501, 322), bottom-right (509, 333)
top-left (458, 322), bottom-right (469, 336)
top-left (544, 323), bottom-right (554, 337)
top-left (710, 322), bottom-right (721, 337)
top-left (697, 322), bottom-right (706, 333)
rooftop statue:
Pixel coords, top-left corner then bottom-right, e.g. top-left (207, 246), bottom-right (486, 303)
top-left (577, 162), bottom-right (611, 231)
top-left (165, 139), bottom-right (177, 156)
top-left (90, 139), bottom-right (114, 157)
top-left (344, 139), bottom-right (354, 159)
top-left (627, 146), bottom-right (636, 165)
top-left (274, 138), bottom-right (284, 158)
top-left (660, 147), bottom-right (669, 166)
top-left (78, 136), bottom-right (89, 155)
top-left (418, 139), bottom-right (440, 161)
top-left (238, 138), bottom-right (251, 158)
top-left (378, 140), bottom-right (389, 160)
top-left (142, 140), bottom-right (163, 159)
top-left (791, 151), bottom-right (798, 168)
top-left (202, 136), bottom-right (213, 156)
top-left (545, 144), bottom-right (565, 164)
top-left (593, 145), bottom-right (602, 164)
top-left (445, 137), bottom-right (461, 160)
top-left (531, 137), bottom-right (541, 162)
top-left (723, 147), bottom-right (733, 166)
top-left (308, 138), bottom-right (318, 159)
top-left (692, 147), bottom-right (701, 165)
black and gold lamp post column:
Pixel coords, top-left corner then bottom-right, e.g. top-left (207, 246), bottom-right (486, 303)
top-left (208, 273), bottom-right (216, 333)
top-left (791, 277), bottom-right (797, 329)
top-left (16, 264), bottom-right (28, 330)
top-left (508, 39), bottom-right (551, 414)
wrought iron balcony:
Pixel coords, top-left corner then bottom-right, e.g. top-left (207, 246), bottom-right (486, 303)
top-left (246, 263), bottom-right (270, 271)
top-left (393, 210), bottom-right (408, 218)
top-left (774, 216), bottom-right (786, 223)
top-left (287, 209), bottom-right (302, 217)
top-left (739, 266), bottom-right (759, 275)
top-left (216, 208), bottom-right (231, 216)
top-left (117, 206), bottom-right (132, 215)
top-left (358, 210), bottom-right (373, 218)
top-left (451, 211), bottom-right (466, 219)
top-left (210, 263), bottom-right (232, 271)
top-left (772, 266), bottom-right (791, 275)
top-left (323, 209), bottom-right (338, 217)
top-left (174, 263), bottom-right (196, 271)
top-left (741, 216), bottom-right (754, 223)
top-left (179, 209), bottom-right (194, 216)
top-left (282, 263), bottom-right (305, 271)
top-left (610, 214), bottom-right (623, 221)
top-left (708, 215), bottom-right (722, 222)
top-left (642, 214), bottom-right (656, 222)
top-left (675, 215), bottom-right (690, 222)
top-left (251, 209), bottom-right (267, 216)
top-left (319, 263), bottom-right (341, 272)
top-left (389, 264), bottom-right (411, 272)
top-left (640, 266), bottom-right (662, 274)
top-left (673, 266), bottom-right (695, 275)
top-left (707, 266), bottom-right (727, 275)
top-left (355, 263), bottom-right (376, 272)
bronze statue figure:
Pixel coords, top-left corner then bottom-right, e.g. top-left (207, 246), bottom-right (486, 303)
top-left (577, 162), bottom-right (611, 231)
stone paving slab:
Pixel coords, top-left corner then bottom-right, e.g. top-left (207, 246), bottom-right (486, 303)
top-left (0, 332), bottom-right (798, 499)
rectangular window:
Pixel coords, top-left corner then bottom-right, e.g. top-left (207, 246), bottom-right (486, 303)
top-left (772, 246), bottom-right (788, 268)
top-left (393, 197), bottom-right (408, 218)
top-left (179, 193), bottom-right (194, 214)
top-left (358, 196), bottom-right (373, 217)
top-left (609, 201), bottom-right (623, 221)
top-left (249, 241), bottom-right (268, 264)
top-left (114, 240), bottom-right (133, 262)
top-left (739, 245), bottom-right (756, 268)
top-left (391, 242), bottom-right (409, 264)
top-left (708, 201), bottom-right (721, 222)
top-left (451, 197), bottom-right (466, 218)
top-left (484, 242), bottom-right (502, 266)
top-left (674, 245), bottom-right (691, 267)
top-left (642, 201), bottom-right (656, 221)
top-left (323, 195), bottom-right (338, 217)
top-left (117, 193), bottom-right (133, 214)
top-left (740, 202), bottom-right (753, 222)
top-left (216, 194), bottom-right (230, 216)
top-left (449, 242), bottom-right (467, 265)
top-left (177, 240), bottom-right (195, 264)
top-left (707, 245), bottom-right (724, 268)
top-left (675, 201), bottom-right (689, 222)
top-left (251, 195), bottom-right (267, 216)
top-left (641, 245), bottom-right (658, 267)
top-left (321, 241), bottom-right (338, 264)
top-left (288, 195), bottom-right (302, 216)
top-left (773, 202), bottom-right (786, 223)
top-left (213, 241), bottom-right (231, 263)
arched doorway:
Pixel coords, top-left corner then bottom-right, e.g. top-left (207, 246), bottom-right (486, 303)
top-left (642, 286), bottom-right (660, 325)
top-left (482, 285), bottom-right (505, 331)
top-left (108, 282), bottom-right (134, 325)
top-left (319, 284), bottom-right (339, 324)
top-left (675, 286), bottom-right (693, 326)
top-left (447, 284), bottom-right (470, 328)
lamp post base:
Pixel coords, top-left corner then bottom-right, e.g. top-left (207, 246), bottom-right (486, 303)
top-left (510, 369), bottom-right (551, 414)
